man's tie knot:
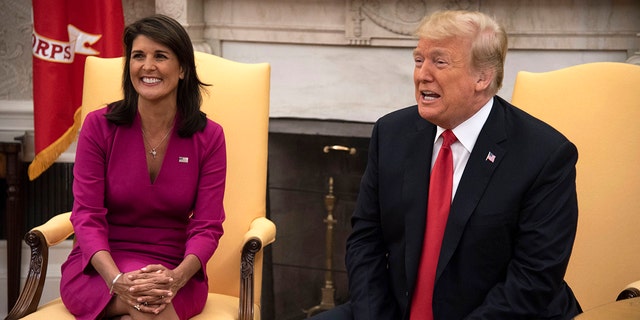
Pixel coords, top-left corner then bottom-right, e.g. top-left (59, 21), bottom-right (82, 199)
top-left (441, 130), bottom-right (457, 149)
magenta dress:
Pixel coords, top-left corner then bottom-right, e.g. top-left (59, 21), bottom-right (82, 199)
top-left (60, 107), bottom-right (226, 319)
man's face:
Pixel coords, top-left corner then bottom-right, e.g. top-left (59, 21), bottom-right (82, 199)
top-left (413, 37), bottom-right (489, 129)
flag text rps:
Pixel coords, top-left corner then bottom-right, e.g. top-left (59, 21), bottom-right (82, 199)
top-left (32, 25), bottom-right (102, 63)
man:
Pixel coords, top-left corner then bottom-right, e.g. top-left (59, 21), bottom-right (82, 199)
top-left (312, 10), bottom-right (582, 320)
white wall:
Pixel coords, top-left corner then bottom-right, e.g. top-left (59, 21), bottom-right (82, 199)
top-left (223, 42), bottom-right (630, 123)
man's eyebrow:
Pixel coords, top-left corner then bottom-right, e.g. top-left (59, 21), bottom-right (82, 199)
top-left (413, 47), bottom-right (448, 57)
top-left (429, 48), bottom-right (447, 56)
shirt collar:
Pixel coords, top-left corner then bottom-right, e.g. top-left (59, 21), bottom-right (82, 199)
top-left (434, 97), bottom-right (493, 153)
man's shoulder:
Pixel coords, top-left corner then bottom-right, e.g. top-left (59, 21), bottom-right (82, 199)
top-left (378, 105), bottom-right (421, 125)
top-left (495, 96), bottom-right (574, 148)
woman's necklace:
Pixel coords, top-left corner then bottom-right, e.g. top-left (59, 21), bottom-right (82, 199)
top-left (141, 127), bottom-right (172, 159)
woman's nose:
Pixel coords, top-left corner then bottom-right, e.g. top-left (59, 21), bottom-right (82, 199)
top-left (142, 59), bottom-right (156, 71)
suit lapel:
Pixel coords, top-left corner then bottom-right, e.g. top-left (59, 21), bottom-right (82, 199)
top-left (404, 115), bottom-right (436, 291)
top-left (435, 99), bottom-right (508, 281)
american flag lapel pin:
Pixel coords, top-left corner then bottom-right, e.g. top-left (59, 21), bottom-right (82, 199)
top-left (178, 156), bottom-right (189, 163)
top-left (485, 152), bottom-right (496, 163)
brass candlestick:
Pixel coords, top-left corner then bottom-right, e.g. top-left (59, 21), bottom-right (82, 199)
top-left (304, 176), bottom-right (338, 317)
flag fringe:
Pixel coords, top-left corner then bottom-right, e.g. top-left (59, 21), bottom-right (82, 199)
top-left (28, 107), bottom-right (82, 181)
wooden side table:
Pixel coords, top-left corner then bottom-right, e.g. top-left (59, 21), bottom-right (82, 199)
top-left (0, 132), bottom-right (24, 311)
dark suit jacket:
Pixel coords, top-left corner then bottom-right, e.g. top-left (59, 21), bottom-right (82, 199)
top-left (345, 96), bottom-right (581, 319)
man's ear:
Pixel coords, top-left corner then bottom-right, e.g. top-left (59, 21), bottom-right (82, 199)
top-left (475, 69), bottom-right (493, 91)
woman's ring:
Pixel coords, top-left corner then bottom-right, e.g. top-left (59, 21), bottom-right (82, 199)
top-left (134, 304), bottom-right (141, 311)
top-left (143, 301), bottom-right (149, 306)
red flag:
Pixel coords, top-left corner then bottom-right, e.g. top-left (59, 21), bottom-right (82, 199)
top-left (29, 0), bottom-right (124, 180)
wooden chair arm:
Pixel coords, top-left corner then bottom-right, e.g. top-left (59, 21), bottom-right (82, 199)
top-left (617, 280), bottom-right (640, 301)
top-left (238, 217), bottom-right (276, 320)
top-left (5, 212), bottom-right (74, 320)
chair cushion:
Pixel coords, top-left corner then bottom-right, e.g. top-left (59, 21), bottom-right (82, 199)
top-left (192, 293), bottom-right (261, 320)
top-left (20, 298), bottom-right (73, 320)
top-left (20, 293), bottom-right (260, 319)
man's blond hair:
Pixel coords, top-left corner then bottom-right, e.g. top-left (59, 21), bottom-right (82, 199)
top-left (416, 10), bottom-right (508, 95)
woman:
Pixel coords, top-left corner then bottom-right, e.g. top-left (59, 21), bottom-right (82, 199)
top-left (60, 14), bottom-right (226, 319)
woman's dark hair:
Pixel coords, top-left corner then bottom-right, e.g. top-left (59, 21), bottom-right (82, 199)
top-left (105, 14), bottom-right (208, 137)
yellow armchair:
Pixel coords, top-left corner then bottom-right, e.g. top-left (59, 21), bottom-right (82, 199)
top-left (7, 52), bottom-right (275, 320)
top-left (510, 62), bottom-right (640, 311)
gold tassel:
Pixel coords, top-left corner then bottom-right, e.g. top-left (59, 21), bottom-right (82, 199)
top-left (28, 107), bottom-right (82, 181)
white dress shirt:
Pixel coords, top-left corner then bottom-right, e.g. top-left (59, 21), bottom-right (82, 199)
top-left (431, 98), bottom-right (493, 200)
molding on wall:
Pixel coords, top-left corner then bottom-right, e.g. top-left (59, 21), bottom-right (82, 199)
top-left (0, 100), bottom-right (33, 133)
top-left (157, 0), bottom-right (212, 53)
top-left (0, 100), bottom-right (77, 162)
top-left (200, 0), bottom-right (640, 52)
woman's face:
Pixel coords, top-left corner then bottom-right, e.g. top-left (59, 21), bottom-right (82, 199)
top-left (129, 35), bottom-right (184, 106)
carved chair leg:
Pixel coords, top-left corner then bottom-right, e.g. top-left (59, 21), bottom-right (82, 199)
top-left (5, 231), bottom-right (49, 320)
top-left (239, 238), bottom-right (262, 320)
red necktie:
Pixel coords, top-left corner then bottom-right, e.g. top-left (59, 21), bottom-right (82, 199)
top-left (410, 130), bottom-right (457, 320)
